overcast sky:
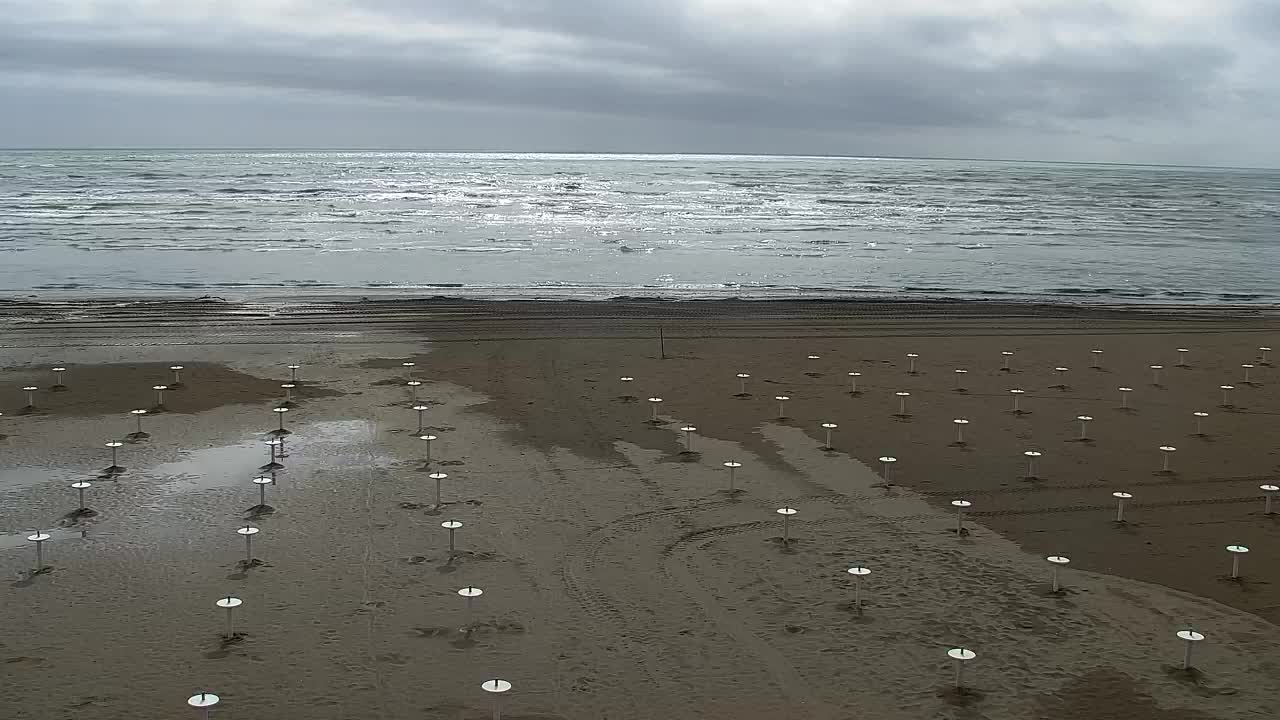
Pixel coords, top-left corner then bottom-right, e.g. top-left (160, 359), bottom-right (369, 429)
top-left (1, 0), bottom-right (1277, 165)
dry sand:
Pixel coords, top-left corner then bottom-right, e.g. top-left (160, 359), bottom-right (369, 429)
top-left (0, 298), bottom-right (1278, 720)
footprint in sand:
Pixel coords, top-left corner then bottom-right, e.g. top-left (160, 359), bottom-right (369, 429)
top-left (5, 656), bottom-right (45, 665)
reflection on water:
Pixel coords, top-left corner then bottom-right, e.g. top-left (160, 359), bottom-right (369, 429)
top-left (151, 419), bottom-right (381, 493)
top-left (151, 440), bottom-right (275, 493)
top-left (1, 418), bottom-right (388, 554)
top-left (0, 466), bottom-right (87, 493)
top-left (0, 526), bottom-right (87, 552)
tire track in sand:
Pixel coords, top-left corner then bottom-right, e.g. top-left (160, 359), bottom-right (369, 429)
top-left (659, 519), bottom-right (853, 719)
top-left (560, 495), bottom-right (852, 719)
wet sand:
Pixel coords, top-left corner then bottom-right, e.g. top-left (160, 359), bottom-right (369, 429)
top-left (1, 298), bottom-right (1278, 720)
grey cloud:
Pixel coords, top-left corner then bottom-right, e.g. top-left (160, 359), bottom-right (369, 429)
top-left (0, 0), bottom-right (1275, 163)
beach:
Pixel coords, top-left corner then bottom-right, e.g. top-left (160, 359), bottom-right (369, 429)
top-left (1, 298), bottom-right (1278, 720)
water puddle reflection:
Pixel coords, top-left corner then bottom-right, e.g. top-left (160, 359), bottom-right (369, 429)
top-left (0, 467), bottom-right (87, 493)
top-left (0, 526), bottom-right (88, 552)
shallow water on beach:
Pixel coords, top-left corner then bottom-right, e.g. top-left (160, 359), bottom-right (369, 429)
top-left (2, 150), bottom-right (1278, 304)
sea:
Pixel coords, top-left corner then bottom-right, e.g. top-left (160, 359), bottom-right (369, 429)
top-left (1, 150), bottom-right (1277, 305)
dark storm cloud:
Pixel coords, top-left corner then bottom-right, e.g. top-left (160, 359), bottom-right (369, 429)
top-left (0, 1), bottom-right (1275, 161)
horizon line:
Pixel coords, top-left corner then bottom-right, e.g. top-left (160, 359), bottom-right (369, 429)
top-left (0, 146), bottom-right (1275, 172)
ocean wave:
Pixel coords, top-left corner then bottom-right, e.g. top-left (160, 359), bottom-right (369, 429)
top-left (128, 172), bottom-right (188, 180)
top-left (816, 198), bottom-right (875, 205)
top-left (3, 151), bottom-right (1277, 306)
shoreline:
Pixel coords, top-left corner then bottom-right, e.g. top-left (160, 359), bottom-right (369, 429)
top-left (3, 288), bottom-right (1277, 310)
top-left (2, 293), bottom-right (1277, 323)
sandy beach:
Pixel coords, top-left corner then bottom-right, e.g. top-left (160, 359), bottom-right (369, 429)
top-left (1, 298), bottom-right (1278, 720)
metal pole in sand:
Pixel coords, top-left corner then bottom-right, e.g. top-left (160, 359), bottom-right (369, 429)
top-left (237, 525), bottom-right (260, 566)
top-left (1261, 346), bottom-right (1273, 365)
top-left (419, 434), bottom-right (438, 465)
top-left (1023, 451), bottom-right (1042, 480)
top-left (1009, 389), bottom-right (1026, 414)
top-left (954, 369), bottom-right (967, 391)
top-left (280, 383), bottom-right (296, 407)
top-left (429, 472), bottom-right (448, 507)
top-left (1262, 484), bottom-right (1279, 516)
top-left (23, 386), bottom-right (38, 408)
top-left (152, 384), bottom-right (169, 409)
top-left (458, 586), bottom-right (483, 636)
top-left (1112, 491), bottom-right (1133, 522)
top-left (721, 461), bottom-right (742, 489)
top-left (846, 566), bottom-right (871, 613)
top-left (906, 353), bottom-right (919, 375)
top-left (271, 407), bottom-right (291, 437)
top-left (288, 364), bottom-right (301, 383)
top-left (442, 520), bottom-right (462, 556)
top-left (895, 391), bottom-right (911, 417)
top-left (104, 441), bottom-right (126, 475)
top-left (482, 679), bottom-right (512, 720)
top-left (776, 507), bottom-right (797, 544)
top-left (879, 456), bottom-right (897, 485)
top-left (1052, 367), bottom-right (1069, 389)
top-left (1177, 629), bottom-right (1204, 670)
top-left (774, 395), bottom-right (790, 420)
top-left (951, 500), bottom-right (972, 535)
top-left (1047, 555), bottom-right (1070, 593)
top-left (72, 481), bottom-right (91, 511)
top-left (407, 380), bottom-right (422, 403)
top-left (648, 397), bottom-right (664, 422)
top-left (1158, 445), bottom-right (1176, 474)
top-left (402, 361), bottom-right (416, 380)
top-left (187, 692), bottom-right (220, 719)
top-left (821, 423), bottom-right (837, 450)
top-left (1176, 348), bottom-right (1189, 367)
top-left (953, 419), bottom-right (969, 445)
top-left (1118, 387), bottom-right (1133, 410)
top-left (1241, 364), bottom-right (1254, 385)
top-left (1076, 415), bottom-right (1092, 440)
top-left (948, 648), bottom-right (976, 689)
top-left (1227, 545), bottom-right (1249, 579)
top-left (1090, 349), bottom-right (1104, 369)
top-left (28, 531), bottom-right (51, 572)
top-left (413, 405), bottom-right (430, 434)
top-left (253, 476), bottom-right (272, 507)
top-left (680, 426), bottom-right (697, 453)
top-left (619, 376), bottom-right (634, 398)
top-left (736, 373), bottom-right (751, 396)
top-left (1150, 365), bottom-right (1163, 386)
top-left (215, 596), bottom-right (243, 637)
top-left (1000, 351), bottom-right (1013, 371)
top-left (262, 439), bottom-right (284, 471)
top-left (129, 409), bottom-right (150, 440)
top-left (1193, 411), bottom-right (1208, 437)
top-left (51, 367), bottom-right (67, 390)
top-left (847, 372), bottom-right (861, 394)
top-left (1219, 385), bottom-right (1235, 408)
top-left (171, 365), bottom-right (185, 386)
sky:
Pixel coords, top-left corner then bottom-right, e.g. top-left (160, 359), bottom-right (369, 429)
top-left (1, 0), bottom-right (1278, 166)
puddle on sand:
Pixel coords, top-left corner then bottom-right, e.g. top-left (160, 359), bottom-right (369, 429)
top-left (0, 526), bottom-right (88, 552)
top-left (147, 418), bottom-right (388, 494)
top-left (149, 441), bottom-right (272, 493)
top-left (300, 419), bottom-right (379, 443)
top-left (0, 466), bottom-right (88, 493)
